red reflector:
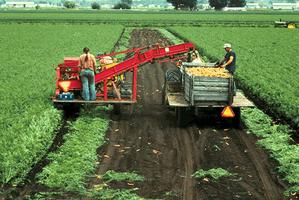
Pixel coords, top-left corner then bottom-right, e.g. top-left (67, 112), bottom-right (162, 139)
top-left (221, 106), bottom-right (235, 118)
top-left (58, 81), bottom-right (71, 92)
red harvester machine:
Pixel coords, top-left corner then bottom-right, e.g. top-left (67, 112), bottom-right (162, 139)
top-left (52, 42), bottom-right (254, 126)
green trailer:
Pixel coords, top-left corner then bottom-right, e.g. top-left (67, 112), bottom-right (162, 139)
top-left (162, 63), bottom-right (254, 126)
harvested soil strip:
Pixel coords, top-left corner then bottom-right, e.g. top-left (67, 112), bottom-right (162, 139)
top-left (87, 28), bottom-right (286, 200)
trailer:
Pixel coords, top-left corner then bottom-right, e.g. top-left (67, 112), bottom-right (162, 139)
top-left (162, 63), bottom-right (254, 126)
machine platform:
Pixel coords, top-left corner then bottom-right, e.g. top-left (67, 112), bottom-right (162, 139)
top-left (167, 91), bottom-right (254, 108)
top-left (52, 98), bottom-right (135, 105)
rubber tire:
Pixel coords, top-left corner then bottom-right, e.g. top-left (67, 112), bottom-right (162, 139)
top-left (165, 68), bottom-right (181, 82)
top-left (176, 107), bottom-right (187, 127)
top-left (232, 107), bottom-right (241, 128)
top-left (161, 83), bottom-right (168, 105)
top-left (221, 107), bottom-right (241, 128)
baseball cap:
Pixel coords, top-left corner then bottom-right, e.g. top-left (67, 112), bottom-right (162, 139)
top-left (223, 43), bottom-right (232, 48)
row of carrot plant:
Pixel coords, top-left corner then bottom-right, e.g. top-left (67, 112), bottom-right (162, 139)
top-left (242, 108), bottom-right (299, 196)
top-left (37, 108), bottom-right (110, 194)
top-left (0, 23), bottom-right (123, 186)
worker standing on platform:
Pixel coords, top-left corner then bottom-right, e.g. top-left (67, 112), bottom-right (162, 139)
top-left (79, 47), bottom-right (97, 101)
top-left (219, 43), bottom-right (236, 75)
top-left (219, 43), bottom-right (237, 95)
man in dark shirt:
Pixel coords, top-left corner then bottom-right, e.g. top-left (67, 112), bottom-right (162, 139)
top-left (220, 43), bottom-right (237, 95)
top-left (220, 43), bottom-right (236, 75)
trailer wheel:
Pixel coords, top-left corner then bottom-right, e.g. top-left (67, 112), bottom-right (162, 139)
top-left (232, 107), bottom-right (241, 128)
top-left (161, 83), bottom-right (169, 105)
top-left (176, 107), bottom-right (187, 127)
top-left (113, 104), bottom-right (121, 115)
top-left (221, 107), bottom-right (241, 128)
top-left (161, 83), bottom-right (166, 105)
top-left (165, 68), bottom-right (181, 82)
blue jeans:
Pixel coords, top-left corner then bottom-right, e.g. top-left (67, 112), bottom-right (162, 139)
top-left (80, 69), bottom-right (96, 101)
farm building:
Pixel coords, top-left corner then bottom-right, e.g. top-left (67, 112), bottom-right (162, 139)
top-left (272, 3), bottom-right (298, 10)
top-left (197, 3), bottom-right (211, 10)
top-left (36, 3), bottom-right (61, 8)
top-left (246, 3), bottom-right (261, 9)
top-left (222, 7), bottom-right (247, 11)
top-left (3, 1), bottom-right (35, 8)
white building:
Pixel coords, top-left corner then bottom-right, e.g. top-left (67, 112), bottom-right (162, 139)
top-left (198, 3), bottom-right (211, 10)
top-left (37, 3), bottom-right (60, 8)
top-left (222, 7), bottom-right (247, 11)
top-left (4, 1), bottom-right (35, 8)
top-left (246, 3), bottom-right (260, 9)
top-left (272, 3), bottom-right (297, 10)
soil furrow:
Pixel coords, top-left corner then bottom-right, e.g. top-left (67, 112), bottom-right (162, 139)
top-left (87, 28), bottom-right (286, 200)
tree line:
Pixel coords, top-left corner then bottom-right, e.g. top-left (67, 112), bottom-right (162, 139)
top-left (63, 0), bottom-right (132, 9)
top-left (62, 0), bottom-right (246, 10)
top-left (167, 0), bottom-right (246, 10)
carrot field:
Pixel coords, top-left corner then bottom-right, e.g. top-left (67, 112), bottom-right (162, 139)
top-left (0, 9), bottom-right (298, 200)
top-left (1, 10), bottom-right (299, 26)
top-left (0, 23), bottom-right (123, 185)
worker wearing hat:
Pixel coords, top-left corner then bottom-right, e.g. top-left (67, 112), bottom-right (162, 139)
top-left (219, 43), bottom-right (236, 75)
top-left (219, 43), bottom-right (237, 95)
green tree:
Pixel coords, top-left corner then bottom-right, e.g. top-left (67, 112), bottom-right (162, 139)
top-left (91, 2), bottom-right (100, 9)
top-left (209, 0), bottom-right (227, 10)
top-left (167, 0), bottom-right (197, 10)
top-left (228, 0), bottom-right (246, 7)
top-left (121, 0), bottom-right (132, 5)
top-left (63, 1), bottom-right (76, 9)
top-left (113, 2), bottom-right (131, 9)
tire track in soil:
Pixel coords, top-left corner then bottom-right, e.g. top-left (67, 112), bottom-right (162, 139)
top-left (87, 29), bottom-right (286, 200)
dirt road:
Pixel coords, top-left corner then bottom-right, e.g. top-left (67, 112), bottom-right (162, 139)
top-left (88, 29), bottom-right (286, 200)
